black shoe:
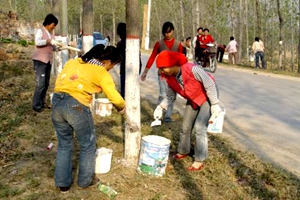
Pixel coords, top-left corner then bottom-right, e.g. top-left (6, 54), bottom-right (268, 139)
top-left (33, 107), bottom-right (42, 113)
top-left (59, 186), bottom-right (70, 194)
top-left (78, 177), bottom-right (100, 189)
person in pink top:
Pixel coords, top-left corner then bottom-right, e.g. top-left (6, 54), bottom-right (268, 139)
top-left (225, 36), bottom-right (239, 65)
top-left (32, 13), bottom-right (60, 112)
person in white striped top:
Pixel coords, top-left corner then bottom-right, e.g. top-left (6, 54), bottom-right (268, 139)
top-left (153, 50), bottom-right (221, 171)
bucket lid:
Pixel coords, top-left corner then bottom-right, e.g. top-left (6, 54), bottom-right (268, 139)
top-left (96, 147), bottom-right (113, 155)
top-left (95, 98), bottom-right (110, 103)
top-left (142, 135), bottom-right (171, 145)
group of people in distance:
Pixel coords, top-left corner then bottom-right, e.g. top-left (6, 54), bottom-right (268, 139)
top-left (31, 13), bottom-right (263, 194)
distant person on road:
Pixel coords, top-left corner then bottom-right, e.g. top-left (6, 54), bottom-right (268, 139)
top-left (51, 44), bottom-right (125, 193)
top-left (252, 37), bottom-right (266, 69)
top-left (226, 36), bottom-right (239, 65)
top-left (183, 37), bottom-right (193, 60)
top-left (192, 27), bottom-right (203, 60)
top-left (217, 44), bottom-right (226, 62)
top-left (153, 50), bottom-right (221, 171)
top-left (32, 13), bottom-right (59, 112)
top-left (105, 35), bottom-right (111, 46)
top-left (198, 28), bottom-right (214, 67)
top-left (140, 21), bottom-right (183, 123)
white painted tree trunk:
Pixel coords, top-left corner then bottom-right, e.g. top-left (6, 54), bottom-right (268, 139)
top-left (82, 35), bottom-right (93, 54)
top-left (124, 38), bottom-right (141, 166)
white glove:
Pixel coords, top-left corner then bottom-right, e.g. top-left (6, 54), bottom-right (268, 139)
top-left (50, 39), bottom-right (62, 46)
top-left (153, 105), bottom-right (163, 120)
top-left (209, 104), bottom-right (221, 123)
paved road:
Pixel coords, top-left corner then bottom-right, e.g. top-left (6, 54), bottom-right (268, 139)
top-left (112, 54), bottom-right (300, 178)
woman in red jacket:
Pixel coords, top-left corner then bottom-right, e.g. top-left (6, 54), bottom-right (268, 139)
top-left (153, 50), bottom-right (221, 171)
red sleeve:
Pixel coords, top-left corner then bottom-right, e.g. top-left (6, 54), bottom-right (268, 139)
top-left (145, 42), bottom-right (160, 69)
top-left (209, 35), bottom-right (214, 43)
top-left (178, 42), bottom-right (184, 53)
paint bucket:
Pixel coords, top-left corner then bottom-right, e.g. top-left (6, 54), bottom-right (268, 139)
top-left (207, 101), bottom-right (226, 134)
top-left (95, 147), bottom-right (113, 174)
top-left (137, 135), bottom-right (171, 177)
top-left (94, 98), bottom-right (113, 117)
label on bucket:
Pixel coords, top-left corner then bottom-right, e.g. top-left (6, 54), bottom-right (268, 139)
top-left (137, 135), bottom-right (171, 177)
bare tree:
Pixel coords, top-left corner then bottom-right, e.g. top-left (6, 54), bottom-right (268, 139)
top-left (298, 0), bottom-right (300, 73)
top-left (276, 0), bottom-right (283, 70)
top-left (124, 0), bottom-right (141, 166)
top-left (255, 0), bottom-right (261, 37)
top-left (82, 0), bottom-right (93, 53)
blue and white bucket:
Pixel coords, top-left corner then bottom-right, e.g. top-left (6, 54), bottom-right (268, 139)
top-left (137, 135), bottom-right (171, 177)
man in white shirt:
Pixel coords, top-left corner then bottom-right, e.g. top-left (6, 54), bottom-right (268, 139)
top-left (252, 37), bottom-right (266, 69)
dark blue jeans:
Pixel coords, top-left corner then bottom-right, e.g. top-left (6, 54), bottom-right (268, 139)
top-left (51, 93), bottom-right (96, 188)
top-left (255, 51), bottom-right (266, 68)
top-left (32, 60), bottom-right (52, 110)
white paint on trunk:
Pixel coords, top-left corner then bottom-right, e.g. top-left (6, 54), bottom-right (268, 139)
top-left (124, 38), bottom-right (141, 166)
top-left (53, 35), bottom-right (62, 75)
top-left (61, 36), bottom-right (69, 67)
top-left (82, 35), bottom-right (93, 54)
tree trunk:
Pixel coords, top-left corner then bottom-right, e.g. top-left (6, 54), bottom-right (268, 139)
top-left (195, 0), bottom-right (200, 27)
top-left (82, 0), bottom-right (93, 53)
top-left (61, 0), bottom-right (69, 66)
top-left (125, 0), bottom-right (141, 167)
top-left (255, 0), bottom-right (261, 37)
top-left (238, 0), bottom-right (243, 64)
top-left (298, 0), bottom-right (300, 73)
top-left (229, 1), bottom-right (235, 36)
top-left (276, 0), bottom-right (283, 70)
top-left (180, 0), bottom-right (185, 40)
top-left (52, 0), bottom-right (62, 75)
top-left (246, 0), bottom-right (249, 64)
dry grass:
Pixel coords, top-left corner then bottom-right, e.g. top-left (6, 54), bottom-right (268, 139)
top-left (1, 58), bottom-right (300, 200)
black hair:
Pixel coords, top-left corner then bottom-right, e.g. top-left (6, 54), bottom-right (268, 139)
top-left (106, 36), bottom-right (111, 42)
top-left (255, 37), bottom-right (259, 42)
top-left (162, 21), bottom-right (174, 35)
top-left (230, 36), bottom-right (234, 40)
top-left (82, 44), bottom-right (122, 64)
top-left (186, 37), bottom-right (191, 41)
top-left (43, 13), bottom-right (58, 26)
top-left (117, 23), bottom-right (126, 40)
top-left (197, 27), bottom-right (203, 32)
top-left (203, 28), bottom-right (209, 32)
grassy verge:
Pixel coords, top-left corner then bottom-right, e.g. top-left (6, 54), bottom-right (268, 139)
top-left (0, 62), bottom-right (300, 200)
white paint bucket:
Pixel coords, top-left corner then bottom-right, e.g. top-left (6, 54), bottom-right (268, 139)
top-left (95, 147), bottom-right (113, 174)
top-left (207, 102), bottom-right (226, 134)
top-left (137, 135), bottom-right (171, 177)
top-left (94, 98), bottom-right (113, 117)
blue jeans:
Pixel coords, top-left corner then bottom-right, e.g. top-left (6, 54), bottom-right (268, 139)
top-left (255, 51), bottom-right (266, 68)
top-left (32, 60), bottom-right (52, 110)
top-left (51, 93), bottom-right (96, 188)
top-left (157, 74), bottom-right (174, 122)
top-left (178, 101), bottom-right (210, 162)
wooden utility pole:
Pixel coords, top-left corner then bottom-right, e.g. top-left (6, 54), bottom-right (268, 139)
top-left (125, 0), bottom-right (141, 166)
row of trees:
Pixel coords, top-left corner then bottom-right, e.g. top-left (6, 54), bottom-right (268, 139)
top-left (2, 0), bottom-right (300, 70)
